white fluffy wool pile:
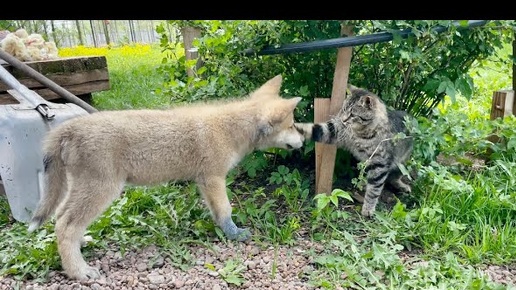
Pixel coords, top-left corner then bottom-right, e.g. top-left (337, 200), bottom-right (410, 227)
top-left (0, 28), bottom-right (59, 62)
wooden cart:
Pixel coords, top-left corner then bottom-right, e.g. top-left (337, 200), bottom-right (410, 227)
top-left (0, 56), bottom-right (110, 105)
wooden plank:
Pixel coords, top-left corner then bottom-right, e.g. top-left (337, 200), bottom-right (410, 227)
top-left (328, 25), bottom-right (354, 116)
top-left (0, 56), bottom-right (107, 77)
top-left (0, 56), bottom-right (109, 105)
top-left (316, 24), bottom-right (354, 195)
top-left (0, 69), bottom-right (109, 92)
top-left (314, 98), bottom-right (331, 191)
top-left (0, 80), bottom-right (109, 104)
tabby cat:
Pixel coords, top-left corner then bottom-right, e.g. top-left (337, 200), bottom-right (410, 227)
top-left (296, 85), bottom-right (413, 217)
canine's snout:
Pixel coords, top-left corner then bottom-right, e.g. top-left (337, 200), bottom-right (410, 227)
top-left (286, 138), bottom-right (304, 150)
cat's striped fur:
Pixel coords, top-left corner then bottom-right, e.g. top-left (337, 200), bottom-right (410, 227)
top-left (296, 85), bottom-right (413, 217)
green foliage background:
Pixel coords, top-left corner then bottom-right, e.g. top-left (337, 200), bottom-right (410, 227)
top-left (156, 20), bottom-right (515, 119)
top-left (155, 20), bottom-right (515, 178)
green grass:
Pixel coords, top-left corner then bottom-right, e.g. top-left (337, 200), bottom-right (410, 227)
top-left (1, 43), bottom-right (515, 289)
top-left (59, 43), bottom-right (169, 110)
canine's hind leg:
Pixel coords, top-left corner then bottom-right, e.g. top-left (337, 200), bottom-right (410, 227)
top-left (197, 175), bottom-right (250, 241)
top-left (55, 176), bottom-right (123, 280)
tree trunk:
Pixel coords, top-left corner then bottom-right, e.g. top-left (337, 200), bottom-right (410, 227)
top-left (42, 20), bottom-right (49, 41)
top-left (50, 20), bottom-right (57, 44)
top-left (76, 20), bottom-right (84, 46)
top-left (128, 20), bottom-right (136, 43)
top-left (89, 20), bottom-right (97, 47)
top-left (103, 20), bottom-right (111, 46)
top-left (149, 20), bottom-right (155, 42)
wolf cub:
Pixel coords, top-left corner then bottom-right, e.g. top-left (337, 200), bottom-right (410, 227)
top-left (28, 75), bottom-right (306, 280)
top-left (296, 85), bottom-right (413, 217)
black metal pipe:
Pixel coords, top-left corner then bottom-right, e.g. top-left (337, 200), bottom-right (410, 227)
top-left (243, 20), bottom-right (489, 56)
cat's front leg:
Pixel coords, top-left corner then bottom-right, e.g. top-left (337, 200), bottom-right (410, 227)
top-left (294, 121), bottom-right (338, 144)
top-left (361, 162), bottom-right (390, 217)
top-left (294, 123), bottom-right (314, 141)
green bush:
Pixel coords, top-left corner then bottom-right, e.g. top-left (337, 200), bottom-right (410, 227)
top-left (155, 20), bottom-right (515, 178)
top-left (157, 20), bottom-right (515, 118)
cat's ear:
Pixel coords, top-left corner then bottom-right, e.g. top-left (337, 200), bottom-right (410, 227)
top-left (361, 95), bottom-right (376, 109)
top-left (347, 84), bottom-right (358, 96)
top-left (347, 84), bottom-right (359, 92)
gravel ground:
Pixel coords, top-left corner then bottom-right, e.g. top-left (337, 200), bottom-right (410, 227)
top-left (2, 173), bottom-right (516, 289)
top-left (1, 238), bottom-right (321, 290)
top-left (2, 236), bottom-right (516, 290)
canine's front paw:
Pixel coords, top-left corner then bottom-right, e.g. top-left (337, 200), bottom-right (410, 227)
top-left (221, 218), bottom-right (251, 241)
top-left (227, 227), bottom-right (251, 242)
top-left (68, 265), bottom-right (101, 281)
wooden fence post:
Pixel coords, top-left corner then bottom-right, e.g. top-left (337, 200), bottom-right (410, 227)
top-left (490, 90), bottom-right (515, 120)
top-left (488, 89), bottom-right (515, 145)
top-left (181, 26), bottom-right (203, 78)
top-left (315, 23), bottom-right (354, 195)
top-left (314, 98), bottom-right (331, 191)
top-left (513, 36), bottom-right (516, 110)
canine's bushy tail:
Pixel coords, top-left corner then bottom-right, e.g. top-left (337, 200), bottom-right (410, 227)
top-left (28, 133), bottom-right (68, 232)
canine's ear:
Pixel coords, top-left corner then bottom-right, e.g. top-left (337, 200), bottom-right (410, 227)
top-left (250, 75), bottom-right (283, 100)
top-left (270, 97), bottom-right (302, 124)
top-left (284, 96), bottom-right (302, 113)
top-left (257, 97), bottom-right (302, 136)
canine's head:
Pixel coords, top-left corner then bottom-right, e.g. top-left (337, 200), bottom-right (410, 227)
top-left (250, 75), bottom-right (305, 151)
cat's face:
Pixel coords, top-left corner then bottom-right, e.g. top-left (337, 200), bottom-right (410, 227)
top-left (339, 88), bottom-right (385, 130)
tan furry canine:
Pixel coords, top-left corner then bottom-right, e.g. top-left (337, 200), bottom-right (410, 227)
top-left (27, 75), bottom-right (306, 280)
